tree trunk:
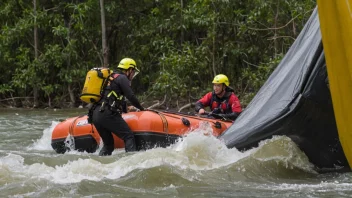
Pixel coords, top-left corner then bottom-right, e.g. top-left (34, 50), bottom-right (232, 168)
top-left (33, 0), bottom-right (39, 108)
top-left (274, 0), bottom-right (280, 58)
top-left (100, 0), bottom-right (109, 68)
top-left (65, 11), bottom-right (74, 107)
top-left (68, 84), bottom-right (75, 108)
top-left (212, 17), bottom-right (216, 76)
top-left (180, 0), bottom-right (184, 44)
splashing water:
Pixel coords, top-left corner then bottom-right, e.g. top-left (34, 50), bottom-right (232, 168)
top-left (0, 105), bottom-right (352, 197)
top-left (6, 121), bottom-right (248, 184)
top-left (2, 109), bottom-right (350, 198)
top-left (64, 134), bottom-right (75, 151)
top-left (27, 121), bottom-right (59, 151)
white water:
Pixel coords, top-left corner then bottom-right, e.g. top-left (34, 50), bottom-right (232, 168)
top-left (0, 109), bottom-right (351, 197)
top-left (1, 121), bottom-right (310, 184)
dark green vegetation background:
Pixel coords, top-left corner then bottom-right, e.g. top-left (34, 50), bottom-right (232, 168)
top-left (0, 0), bottom-right (315, 109)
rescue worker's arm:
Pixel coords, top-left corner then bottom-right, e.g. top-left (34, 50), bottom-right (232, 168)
top-left (194, 101), bottom-right (205, 113)
top-left (194, 92), bottom-right (212, 114)
top-left (215, 112), bottom-right (240, 120)
top-left (118, 76), bottom-right (144, 111)
top-left (229, 93), bottom-right (242, 113)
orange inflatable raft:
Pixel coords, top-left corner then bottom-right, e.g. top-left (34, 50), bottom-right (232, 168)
top-left (51, 110), bottom-right (233, 154)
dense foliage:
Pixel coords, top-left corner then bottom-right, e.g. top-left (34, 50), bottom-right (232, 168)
top-left (0, 0), bottom-right (316, 109)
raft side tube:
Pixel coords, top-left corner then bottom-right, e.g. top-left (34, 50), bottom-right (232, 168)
top-left (51, 134), bottom-right (99, 154)
top-left (134, 132), bottom-right (181, 150)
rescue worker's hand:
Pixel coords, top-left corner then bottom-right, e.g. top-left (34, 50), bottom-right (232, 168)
top-left (198, 108), bottom-right (206, 114)
top-left (128, 106), bottom-right (137, 112)
top-left (128, 106), bottom-right (145, 112)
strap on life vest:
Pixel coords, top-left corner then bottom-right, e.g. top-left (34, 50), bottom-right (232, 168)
top-left (210, 91), bottom-right (231, 113)
top-left (106, 73), bottom-right (123, 100)
top-left (99, 73), bottom-right (124, 112)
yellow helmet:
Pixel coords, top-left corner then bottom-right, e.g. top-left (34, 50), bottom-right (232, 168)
top-left (212, 74), bottom-right (229, 86)
top-left (117, 58), bottom-right (140, 72)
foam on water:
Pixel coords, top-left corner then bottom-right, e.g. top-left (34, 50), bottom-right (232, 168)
top-left (28, 121), bottom-right (60, 151)
top-left (1, 122), bottom-right (251, 184)
top-left (8, 121), bottom-right (316, 186)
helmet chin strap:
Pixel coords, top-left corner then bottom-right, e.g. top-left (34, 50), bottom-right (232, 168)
top-left (126, 68), bottom-right (133, 80)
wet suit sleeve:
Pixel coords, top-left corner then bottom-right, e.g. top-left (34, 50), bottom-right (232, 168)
top-left (194, 101), bottom-right (204, 112)
top-left (229, 93), bottom-right (242, 113)
top-left (117, 75), bottom-right (144, 111)
top-left (195, 92), bottom-right (212, 112)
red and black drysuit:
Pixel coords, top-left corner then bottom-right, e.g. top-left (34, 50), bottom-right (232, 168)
top-left (92, 71), bottom-right (144, 156)
top-left (195, 87), bottom-right (242, 120)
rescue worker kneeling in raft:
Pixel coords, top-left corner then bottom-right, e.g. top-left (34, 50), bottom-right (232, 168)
top-left (195, 74), bottom-right (242, 120)
top-left (92, 58), bottom-right (145, 156)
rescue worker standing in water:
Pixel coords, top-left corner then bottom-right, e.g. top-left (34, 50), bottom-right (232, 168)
top-left (195, 74), bottom-right (242, 120)
top-left (92, 58), bottom-right (145, 156)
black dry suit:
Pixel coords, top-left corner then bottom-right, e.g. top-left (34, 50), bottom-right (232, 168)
top-left (92, 71), bottom-right (144, 156)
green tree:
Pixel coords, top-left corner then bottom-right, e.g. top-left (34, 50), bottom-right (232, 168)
top-left (0, 0), bottom-right (316, 108)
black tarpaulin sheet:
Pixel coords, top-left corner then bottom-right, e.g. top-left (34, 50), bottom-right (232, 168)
top-left (219, 8), bottom-right (349, 171)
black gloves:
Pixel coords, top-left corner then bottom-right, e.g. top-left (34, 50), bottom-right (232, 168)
top-left (216, 113), bottom-right (226, 118)
top-left (87, 114), bottom-right (93, 124)
top-left (208, 113), bottom-right (225, 119)
top-left (209, 112), bottom-right (240, 120)
top-left (87, 108), bottom-right (94, 124)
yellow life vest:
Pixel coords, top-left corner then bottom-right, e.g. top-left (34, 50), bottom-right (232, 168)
top-left (80, 68), bottom-right (113, 103)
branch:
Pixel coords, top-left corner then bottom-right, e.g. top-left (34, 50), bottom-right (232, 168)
top-left (0, 97), bottom-right (34, 102)
top-left (247, 9), bottom-right (314, 31)
top-left (243, 60), bottom-right (260, 68)
top-left (267, 35), bottom-right (295, 40)
top-left (148, 95), bottom-right (167, 109)
top-left (178, 102), bottom-right (195, 112)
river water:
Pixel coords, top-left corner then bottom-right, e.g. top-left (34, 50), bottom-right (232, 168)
top-left (0, 108), bottom-right (351, 197)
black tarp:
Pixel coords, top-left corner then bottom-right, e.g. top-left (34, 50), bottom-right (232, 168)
top-left (219, 8), bottom-right (350, 172)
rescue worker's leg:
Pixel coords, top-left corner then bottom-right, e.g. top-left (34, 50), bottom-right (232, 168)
top-left (103, 113), bottom-right (137, 152)
top-left (93, 109), bottom-right (115, 156)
